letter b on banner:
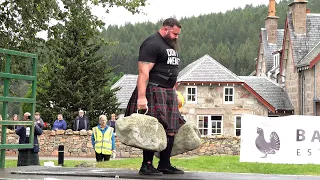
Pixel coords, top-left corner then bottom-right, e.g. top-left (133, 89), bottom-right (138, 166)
top-left (297, 129), bottom-right (305, 141)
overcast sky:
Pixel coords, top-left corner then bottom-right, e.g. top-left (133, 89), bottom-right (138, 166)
top-left (92, 0), bottom-right (281, 27)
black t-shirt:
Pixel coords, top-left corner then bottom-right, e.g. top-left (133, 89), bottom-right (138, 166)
top-left (138, 32), bottom-right (180, 88)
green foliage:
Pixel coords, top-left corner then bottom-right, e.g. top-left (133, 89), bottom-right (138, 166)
top-left (21, 86), bottom-right (33, 114)
top-left (0, 0), bottom-right (147, 127)
top-left (109, 72), bottom-right (124, 86)
top-left (100, 0), bottom-right (320, 76)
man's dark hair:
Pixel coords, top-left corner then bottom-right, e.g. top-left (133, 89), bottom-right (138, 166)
top-left (163, 18), bottom-right (181, 28)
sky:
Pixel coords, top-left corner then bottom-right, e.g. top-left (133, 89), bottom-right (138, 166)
top-left (92, 0), bottom-right (281, 27)
top-left (37, 0), bottom-right (280, 38)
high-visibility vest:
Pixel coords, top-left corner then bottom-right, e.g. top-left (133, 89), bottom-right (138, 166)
top-left (177, 91), bottom-right (185, 110)
top-left (92, 126), bottom-right (113, 155)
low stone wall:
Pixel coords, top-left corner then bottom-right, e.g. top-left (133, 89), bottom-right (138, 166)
top-left (1, 129), bottom-right (240, 157)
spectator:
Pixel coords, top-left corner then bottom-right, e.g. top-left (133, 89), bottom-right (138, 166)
top-left (108, 113), bottom-right (117, 133)
top-left (52, 114), bottom-right (67, 130)
top-left (7, 114), bottom-right (19, 130)
top-left (16, 112), bottom-right (43, 166)
top-left (73, 110), bottom-right (90, 131)
top-left (35, 112), bottom-right (44, 129)
top-left (92, 115), bottom-right (116, 162)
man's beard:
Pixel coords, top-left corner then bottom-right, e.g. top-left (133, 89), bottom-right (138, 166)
top-left (164, 35), bottom-right (179, 51)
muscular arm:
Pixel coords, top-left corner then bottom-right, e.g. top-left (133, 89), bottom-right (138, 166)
top-left (137, 61), bottom-right (154, 107)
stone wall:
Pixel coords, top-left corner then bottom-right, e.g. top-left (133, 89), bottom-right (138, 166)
top-left (315, 60), bottom-right (320, 116)
top-left (256, 42), bottom-right (264, 76)
top-left (285, 41), bottom-right (300, 115)
top-left (1, 130), bottom-right (240, 157)
top-left (303, 68), bottom-right (315, 115)
top-left (316, 62), bottom-right (320, 99)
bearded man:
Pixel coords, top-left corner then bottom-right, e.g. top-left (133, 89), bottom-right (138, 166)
top-left (125, 18), bottom-right (185, 176)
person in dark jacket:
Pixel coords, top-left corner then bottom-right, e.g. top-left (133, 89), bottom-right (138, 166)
top-left (108, 113), bottom-right (116, 133)
top-left (16, 112), bottom-right (43, 166)
top-left (34, 112), bottom-right (44, 129)
top-left (73, 110), bottom-right (90, 131)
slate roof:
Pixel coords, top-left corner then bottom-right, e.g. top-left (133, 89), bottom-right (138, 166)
top-left (111, 74), bottom-right (138, 109)
top-left (260, 28), bottom-right (284, 72)
top-left (178, 54), bottom-right (243, 83)
top-left (288, 13), bottom-right (320, 65)
top-left (239, 76), bottom-right (294, 110)
top-left (297, 41), bottom-right (320, 68)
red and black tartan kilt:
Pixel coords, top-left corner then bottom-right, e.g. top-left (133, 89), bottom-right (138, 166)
top-left (125, 85), bottom-right (185, 133)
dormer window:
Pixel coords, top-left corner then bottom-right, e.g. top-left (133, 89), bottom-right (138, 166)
top-left (273, 53), bottom-right (280, 67)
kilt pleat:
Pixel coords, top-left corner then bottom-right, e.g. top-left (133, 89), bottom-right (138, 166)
top-left (125, 85), bottom-right (185, 133)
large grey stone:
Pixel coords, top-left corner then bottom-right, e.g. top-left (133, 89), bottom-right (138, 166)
top-left (115, 113), bottom-right (167, 152)
top-left (171, 121), bottom-right (202, 156)
top-left (156, 121), bottom-right (202, 157)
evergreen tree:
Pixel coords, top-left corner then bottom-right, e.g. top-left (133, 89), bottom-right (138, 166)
top-left (36, 1), bottom-right (120, 127)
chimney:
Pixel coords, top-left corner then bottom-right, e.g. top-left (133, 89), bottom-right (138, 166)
top-left (265, 0), bottom-right (279, 44)
top-left (306, 8), bottom-right (311, 14)
top-left (288, 0), bottom-right (308, 34)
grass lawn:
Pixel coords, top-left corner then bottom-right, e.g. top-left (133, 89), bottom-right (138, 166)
top-left (5, 156), bottom-right (320, 175)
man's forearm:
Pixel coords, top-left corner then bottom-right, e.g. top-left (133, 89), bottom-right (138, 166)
top-left (137, 73), bottom-right (149, 98)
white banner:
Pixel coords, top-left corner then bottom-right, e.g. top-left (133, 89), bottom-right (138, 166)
top-left (240, 114), bottom-right (320, 164)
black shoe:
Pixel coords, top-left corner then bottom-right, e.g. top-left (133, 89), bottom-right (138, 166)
top-left (157, 165), bottom-right (184, 174)
top-left (139, 163), bottom-right (163, 176)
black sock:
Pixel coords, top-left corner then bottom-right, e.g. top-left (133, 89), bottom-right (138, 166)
top-left (158, 135), bottom-right (174, 168)
top-left (143, 150), bottom-right (154, 165)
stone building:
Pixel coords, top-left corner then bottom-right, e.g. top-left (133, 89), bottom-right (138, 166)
top-left (176, 55), bottom-right (293, 137)
top-left (255, 0), bottom-right (320, 116)
top-left (255, 0), bottom-right (284, 82)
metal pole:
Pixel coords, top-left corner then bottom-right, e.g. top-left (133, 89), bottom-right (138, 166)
top-left (58, 145), bottom-right (64, 166)
top-left (0, 54), bottom-right (11, 168)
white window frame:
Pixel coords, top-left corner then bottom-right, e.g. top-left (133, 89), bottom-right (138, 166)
top-left (186, 86), bottom-right (197, 104)
top-left (223, 87), bottom-right (234, 104)
top-left (273, 53), bottom-right (280, 68)
top-left (234, 115), bottom-right (241, 137)
top-left (197, 115), bottom-right (223, 136)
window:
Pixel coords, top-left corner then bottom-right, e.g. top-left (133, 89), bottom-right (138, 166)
top-left (186, 86), bottom-right (197, 103)
top-left (224, 87), bottom-right (234, 104)
top-left (198, 115), bottom-right (223, 136)
top-left (235, 116), bottom-right (241, 136)
top-left (273, 53), bottom-right (280, 68)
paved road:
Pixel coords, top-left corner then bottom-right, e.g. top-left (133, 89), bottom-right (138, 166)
top-left (1, 166), bottom-right (320, 180)
top-left (6, 156), bottom-right (97, 161)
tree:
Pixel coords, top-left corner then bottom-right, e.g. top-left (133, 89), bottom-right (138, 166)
top-left (99, 0), bottom-right (320, 75)
top-left (0, 0), bottom-right (60, 50)
top-left (214, 42), bottom-right (232, 71)
top-left (34, 0), bottom-right (146, 127)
